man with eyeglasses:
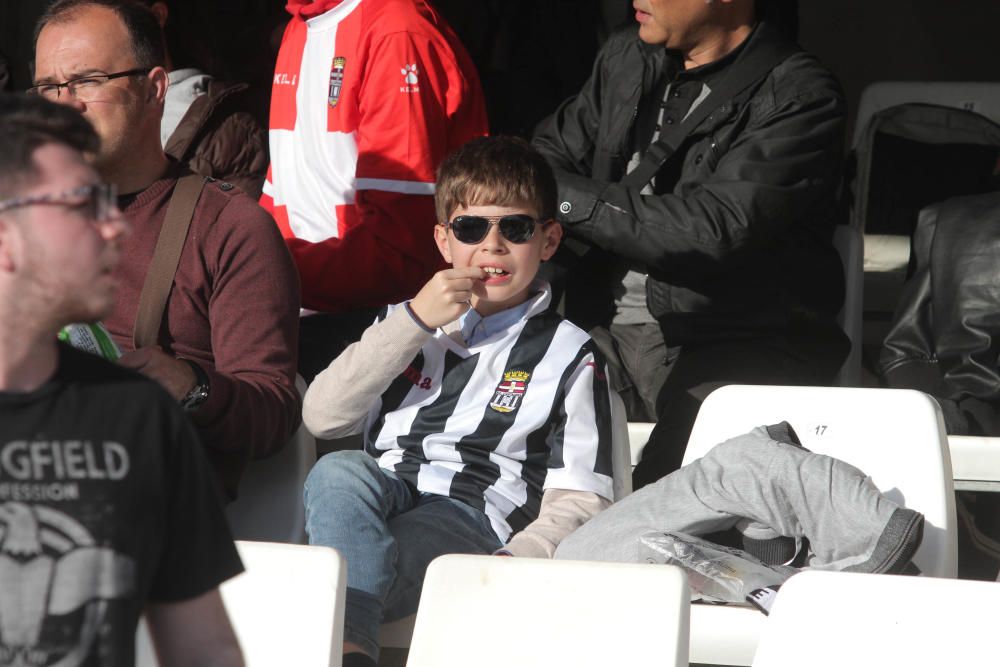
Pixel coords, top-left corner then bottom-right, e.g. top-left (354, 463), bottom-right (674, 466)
top-left (32, 0), bottom-right (302, 500)
top-left (0, 92), bottom-right (245, 666)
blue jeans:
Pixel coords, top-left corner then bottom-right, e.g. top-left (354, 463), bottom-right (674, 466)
top-left (303, 450), bottom-right (502, 658)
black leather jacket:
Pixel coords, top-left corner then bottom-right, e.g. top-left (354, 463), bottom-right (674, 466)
top-left (533, 22), bottom-right (846, 344)
top-left (880, 192), bottom-right (1000, 436)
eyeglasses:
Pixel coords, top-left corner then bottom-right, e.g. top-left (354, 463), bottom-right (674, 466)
top-left (443, 214), bottom-right (544, 245)
top-left (0, 183), bottom-right (120, 223)
top-left (27, 68), bottom-right (152, 101)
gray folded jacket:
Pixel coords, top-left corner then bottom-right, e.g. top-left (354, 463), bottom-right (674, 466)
top-left (555, 422), bottom-right (923, 573)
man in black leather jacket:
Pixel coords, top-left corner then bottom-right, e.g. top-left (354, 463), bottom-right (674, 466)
top-left (533, 0), bottom-right (848, 487)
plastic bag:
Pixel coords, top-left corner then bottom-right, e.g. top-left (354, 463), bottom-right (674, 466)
top-left (640, 531), bottom-right (798, 607)
top-left (58, 322), bottom-right (121, 360)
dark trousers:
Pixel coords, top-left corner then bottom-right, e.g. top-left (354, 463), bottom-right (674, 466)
top-left (590, 323), bottom-right (673, 423)
top-left (599, 321), bottom-right (849, 490)
top-left (297, 309), bottom-right (379, 383)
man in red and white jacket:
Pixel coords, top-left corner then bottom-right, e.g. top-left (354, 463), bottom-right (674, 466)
top-left (262, 0), bottom-right (488, 379)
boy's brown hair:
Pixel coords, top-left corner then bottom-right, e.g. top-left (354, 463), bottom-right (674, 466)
top-left (435, 135), bottom-right (556, 223)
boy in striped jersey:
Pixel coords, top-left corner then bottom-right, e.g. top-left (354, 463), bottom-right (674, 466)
top-left (302, 136), bottom-right (615, 666)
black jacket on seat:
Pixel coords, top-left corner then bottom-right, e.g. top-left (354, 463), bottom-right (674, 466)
top-left (880, 191), bottom-right (1000, 436)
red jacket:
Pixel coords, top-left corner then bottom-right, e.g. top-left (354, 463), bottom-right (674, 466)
top-left (262, 0), bottom-right (488, 313)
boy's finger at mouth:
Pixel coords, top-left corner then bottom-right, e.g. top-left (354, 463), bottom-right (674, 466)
top-left (447, 266), bottom-right (485, 280)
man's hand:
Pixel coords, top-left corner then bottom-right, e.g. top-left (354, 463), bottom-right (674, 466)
top-left (409, 267), bottom-right (486, 329)
top-left (119, 346), bottom-right (197, 401)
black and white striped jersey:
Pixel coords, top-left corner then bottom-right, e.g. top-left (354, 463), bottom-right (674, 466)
top-left (364, 287), bottom-right (614, 542)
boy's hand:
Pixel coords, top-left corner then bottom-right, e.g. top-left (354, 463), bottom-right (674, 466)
top-left (409, 267), bottom-right (486, 329)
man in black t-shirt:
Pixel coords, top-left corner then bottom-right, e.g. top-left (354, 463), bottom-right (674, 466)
top-left (0, 94), bottom-right (244, 665)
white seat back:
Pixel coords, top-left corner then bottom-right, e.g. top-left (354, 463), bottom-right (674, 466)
top-left (948, 435), bottom-right (1000, 491)
top-left (406, 554), bottom-right (689, 667)
top-left (137, 540), bottom-right (345, 667)
top-left (609, 391), bottom-right (634, 500)
top-left (853, 81), bottom-right (1000, 148)
top-left (850, 82), bottom-right (1000, 299)
top-left (753, 570), bottom-right (1000, 666)
top-left (683, 385), bottom-right (957, 578)
top-left (627, 421), bottom-right (655, 467)
top-left (832, 225), bottom-right (863, 387)
top-left (225, 375), bottom-right (315, 544)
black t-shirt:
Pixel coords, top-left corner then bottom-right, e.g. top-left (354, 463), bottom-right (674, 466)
top-left (0, 343), bottom-right (243, 665)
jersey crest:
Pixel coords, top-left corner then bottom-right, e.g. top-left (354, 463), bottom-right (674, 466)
top-left (489, 370), bottom-right (530, 414)
top-left (328, 57), bottom-right (346, 108)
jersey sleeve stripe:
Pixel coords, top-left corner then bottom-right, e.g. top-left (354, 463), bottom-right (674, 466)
top-left (354, 177), bottom-right (436, 195)
top-left (588, 343), bottom-right (615, 478)
top-left (543, 344), bottom-right (592, 472)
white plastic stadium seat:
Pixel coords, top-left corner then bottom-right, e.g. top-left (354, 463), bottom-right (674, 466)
top-left (225, 375), bottom-right (315, 544)
top-left (681, 384), bottom-right (957, 666)
top-left (406, 554), bottom-right (689, 667)
top-left (137, 540), bottom-right (346, 667)
top-left (752, 570), bottom-right (1000, 667)
top-left (850, 82), bottom-right (1000, 314)
top-left (852, 81), bottom-right (1000, 148)
top-left (627, 420), bottom-right (654, 468)
top-left (948, 435), bottom-right (1000, 492)
top-left (609, 391), bottom-right (634, 500)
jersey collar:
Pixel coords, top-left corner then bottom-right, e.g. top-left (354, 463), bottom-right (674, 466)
top-left (285, 0), bottom-right (344, 19)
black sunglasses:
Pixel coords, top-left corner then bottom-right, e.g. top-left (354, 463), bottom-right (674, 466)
top-left (444, 214), bottom-right (543, 244)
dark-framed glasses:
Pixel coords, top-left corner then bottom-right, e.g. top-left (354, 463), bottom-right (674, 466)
top-left (0, 183), bottom-right (119, 223)
top-left (27, 68), bottom-right (152, 101)
top-left (444, 214), bottom-right (544, 244)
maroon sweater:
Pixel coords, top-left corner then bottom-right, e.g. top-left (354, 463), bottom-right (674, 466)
top-left (106, 166), bottom-right (302, 497)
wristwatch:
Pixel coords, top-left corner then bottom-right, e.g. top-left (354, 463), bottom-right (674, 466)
top-left (179, 358), bottom-right (211, 411)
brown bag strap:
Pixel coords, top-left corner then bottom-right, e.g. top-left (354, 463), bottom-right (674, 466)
top-left (132, 174), bottom-right (206, 349)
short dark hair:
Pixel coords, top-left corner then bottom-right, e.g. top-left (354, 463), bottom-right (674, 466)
top-left (35, 0), bottom-right (166, 69)
top-left (435, 136), bottom-right (557, 223)
top-left (0, 93), bottom-right (99, 201)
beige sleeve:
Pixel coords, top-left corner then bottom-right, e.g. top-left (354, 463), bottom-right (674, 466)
top-left (301, 306), bottom-right (432, 439)
top-left (502, 489), bottom-right (612, 558)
